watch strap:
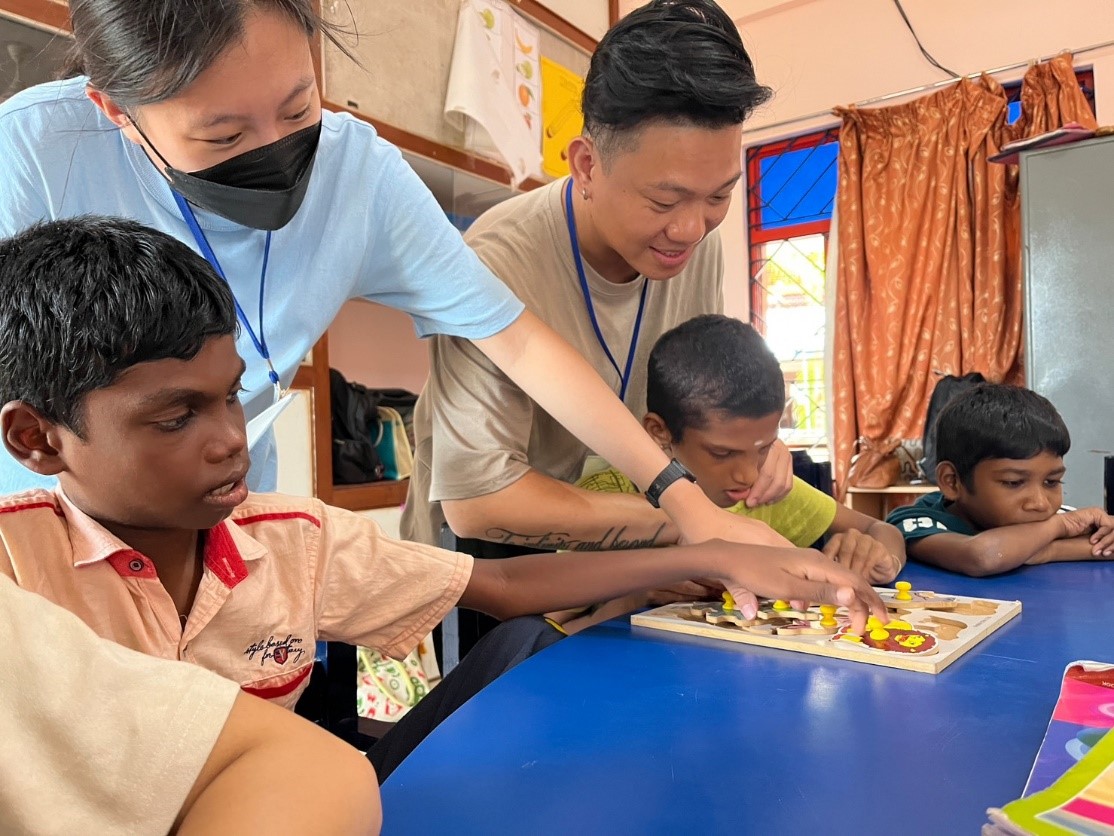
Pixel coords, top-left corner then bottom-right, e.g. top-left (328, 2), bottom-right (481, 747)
top-left (645, 459), bottom-right (697, 508)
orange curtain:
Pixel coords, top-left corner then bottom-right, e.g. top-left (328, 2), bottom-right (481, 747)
top-left (831, 55), bottom-right (1097, 496)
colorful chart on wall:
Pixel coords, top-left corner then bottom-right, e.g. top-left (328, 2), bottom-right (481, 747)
top-left (444, 0), bottom-right (542, 184)
top-left (540, 57), bottom-right (584, 178)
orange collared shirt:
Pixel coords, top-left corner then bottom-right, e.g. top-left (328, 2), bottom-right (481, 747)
top-left (0, 489), bottom-right (472, 709)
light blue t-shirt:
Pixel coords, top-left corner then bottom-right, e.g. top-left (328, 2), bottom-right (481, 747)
top-left (0, 77), bottom-right (524, 494)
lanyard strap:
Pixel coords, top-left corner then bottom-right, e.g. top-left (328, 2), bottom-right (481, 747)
top-left (563, 179), bottom-right (649, 402)
top-left (172, 192), bottom-right (281, 391)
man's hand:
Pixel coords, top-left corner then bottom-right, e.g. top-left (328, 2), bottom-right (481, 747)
top-left (745, 439), bottom-right (794, 507)
top-left (823, 529), bottom-right (902, 584)
top-left (699, 541), bottom-right (888, 635)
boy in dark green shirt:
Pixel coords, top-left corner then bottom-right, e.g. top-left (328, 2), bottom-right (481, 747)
top-left (887, 384), bottom-right (1114, 576)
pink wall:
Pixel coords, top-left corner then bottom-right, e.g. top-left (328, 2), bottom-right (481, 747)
top-left (327, 300), bottom-right (430, 394)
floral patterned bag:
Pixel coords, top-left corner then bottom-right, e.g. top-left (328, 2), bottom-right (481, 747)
top-left (355, 634), bottom-right (440, 722)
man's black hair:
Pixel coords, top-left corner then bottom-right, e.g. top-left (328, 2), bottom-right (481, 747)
top-left (582, 0), bottom-right (772, 157)
top-left (0, 216), bottom-right (237, 435)
top-left (935, 383), bottom-right (1071, 489)
top-left (647, 314), bottom-right (785, 440)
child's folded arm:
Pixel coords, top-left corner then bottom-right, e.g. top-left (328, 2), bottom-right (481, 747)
top-left (1026, 535), bottom-right (1101, 565)
top-left (1027, 507), bottom-right (1114, 564)
top-left (909, 515), bottom-right (1071, 577)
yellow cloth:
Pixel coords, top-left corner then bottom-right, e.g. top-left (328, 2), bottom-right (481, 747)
top-left (578, 470), bottom-right (838, 548)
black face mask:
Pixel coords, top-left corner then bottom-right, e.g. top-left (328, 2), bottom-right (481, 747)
top-left (133, 120), bottom-right (321, 231)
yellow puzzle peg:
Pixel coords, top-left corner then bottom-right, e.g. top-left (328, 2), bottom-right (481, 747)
top-left (722, 591), bottom-right (737, 612)
top-left (772, 600), bottom-right (791, 612)
top-left (885, 619), bottom-right (912, 630)
top-left (894, 581), bottom-right (913, 602)
top-left (864, 615), bottom-right (889, 641)
top-left (819, 605), bottom-right (838, 628)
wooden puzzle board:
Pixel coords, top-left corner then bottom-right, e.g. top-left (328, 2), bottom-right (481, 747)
top-left (630, 590), bottom-right (1022, 674)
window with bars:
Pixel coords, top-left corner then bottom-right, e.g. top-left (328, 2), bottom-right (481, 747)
top-left (746, 127), bottom-right (838, 452)
top-left (745, 68), bottom-right (1097, 453)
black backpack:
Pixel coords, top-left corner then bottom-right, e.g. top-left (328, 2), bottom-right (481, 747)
top-left (920, 372), bottom-right (986, 482)
top-left (329, 369), bottom-right (385, 484)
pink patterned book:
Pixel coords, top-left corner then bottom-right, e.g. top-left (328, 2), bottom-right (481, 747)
top-left (1024, 661), bottom-right (1114, 797)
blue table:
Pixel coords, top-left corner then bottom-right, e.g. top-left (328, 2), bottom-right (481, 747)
top-left (382, 562), bottom-right (1114, 834)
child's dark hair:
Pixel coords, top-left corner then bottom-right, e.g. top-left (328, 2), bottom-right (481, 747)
top-left (935, 384), bottom-right (1071, 489)
top-left (582, 0), bottom-right (772, 159)
top-left (647, 314), bottom-right (784, 440)
top-left (0, 216), bottom-right (237, 435)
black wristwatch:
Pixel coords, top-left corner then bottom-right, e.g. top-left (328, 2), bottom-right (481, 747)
top-left (644, 459), bottom-right (697, 508)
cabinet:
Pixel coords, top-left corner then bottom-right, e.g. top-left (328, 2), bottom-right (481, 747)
top-left (1021, 135), bottom-right (1114, 509)
top-left (844, 484), bottom-right (935, 520)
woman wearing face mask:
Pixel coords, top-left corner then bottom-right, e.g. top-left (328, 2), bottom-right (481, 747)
top-left (0, 0), bottom-right (794, 560)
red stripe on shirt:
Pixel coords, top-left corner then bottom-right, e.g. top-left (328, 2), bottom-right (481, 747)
top-left (233, 511), bottom-right (322, 528)
top-left (0, 501), bottom-right (63, 517)
top-left (240, 664), bottom-right (313, 700)
top-left (204, 522), bottom-right (249, 589)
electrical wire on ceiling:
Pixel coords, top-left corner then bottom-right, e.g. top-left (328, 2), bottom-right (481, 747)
top-left (891, 0), bottom-right (961, 78)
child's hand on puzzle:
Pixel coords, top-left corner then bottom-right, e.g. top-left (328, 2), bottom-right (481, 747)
top-left (1058, 507), bottom-right (1114, 556)
top-left (700, 541), bottom-right (887, 635)
top-left (822, 529), bottom-right (903, 584)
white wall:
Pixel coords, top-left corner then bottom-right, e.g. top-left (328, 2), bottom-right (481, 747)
top-left (735, 0), bottom-right (1114, 143)
top-left (537, 0), bottom-right (611, 41)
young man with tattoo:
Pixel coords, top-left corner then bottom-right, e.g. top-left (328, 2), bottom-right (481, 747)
top-left (403, 1), bottom-right (793, 562)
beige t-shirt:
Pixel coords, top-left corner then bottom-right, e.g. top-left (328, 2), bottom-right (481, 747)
top-left (402, 178), bottom-right (724, 546)
top-left (0, 573), bottom-right (239, 836)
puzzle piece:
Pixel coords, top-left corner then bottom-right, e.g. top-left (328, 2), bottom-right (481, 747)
top-left (756, 600), bottom-right (821, 621)
top-left (686, 602), bottom-right (721, 620)
top-left (920, 615), bottom-right (967, 641)
top-left (704, 606), bottom-right (757, 627)
top-left (950, 600), bottom-right (999, 617)
top-left (835, 624), bottom-right (939, 655)
top-left (773, 620), bottom-right (838, 637)
top-left (880, 584), bottom-right (959, 611)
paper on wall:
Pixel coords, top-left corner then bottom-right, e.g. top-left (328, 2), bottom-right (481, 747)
top-left (445, 0), bottom-right (542, 185)
top-left (540, 56), bottom-right (584, 178)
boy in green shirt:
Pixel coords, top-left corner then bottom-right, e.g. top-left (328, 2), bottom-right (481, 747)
top-left (582, 314), bottom-right (905, 584)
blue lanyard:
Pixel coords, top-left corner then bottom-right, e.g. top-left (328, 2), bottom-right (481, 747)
top-left (172, 192), bottom-right (281, 393)
top-left (563, 179), bottom-right (649, 401)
